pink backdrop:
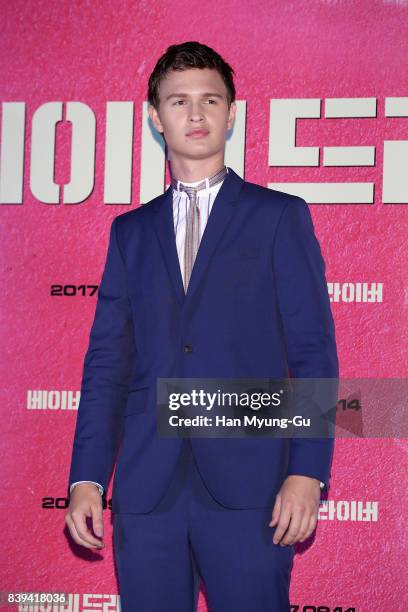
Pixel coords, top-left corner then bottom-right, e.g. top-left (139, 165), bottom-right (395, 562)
top-left (1, 1), bottom-right (407, 610)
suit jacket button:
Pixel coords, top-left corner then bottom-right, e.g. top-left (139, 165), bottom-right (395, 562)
top-left (183, 344), bottom-right (193, 353)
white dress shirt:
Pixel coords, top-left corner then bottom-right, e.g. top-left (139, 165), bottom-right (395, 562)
top-left (70, 169), bottom-right (325, 495)
top-left (171, 173), bottom-right (225, 284)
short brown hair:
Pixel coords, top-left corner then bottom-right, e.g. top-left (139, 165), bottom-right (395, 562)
top-left (148, 41), bottom-right (236, 110)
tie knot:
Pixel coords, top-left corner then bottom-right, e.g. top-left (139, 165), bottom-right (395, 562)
top-left (180, 185), bottom-right (199, 202)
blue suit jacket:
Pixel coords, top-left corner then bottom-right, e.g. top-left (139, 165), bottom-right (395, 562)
top-left (68, 167), bottom-right (339, 513)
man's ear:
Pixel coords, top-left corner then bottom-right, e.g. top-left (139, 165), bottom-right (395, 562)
top-left (148, 103), bottom-right (164, 135)
top-left (227, 101), bottom-right (237, 131)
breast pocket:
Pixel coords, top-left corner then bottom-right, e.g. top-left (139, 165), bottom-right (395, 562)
top-left (211, 247), bottom-right (261, 292)
top-left (125, 386), bottom-right (150, 416)
top-left (214, 247), bottom-right (260, 262)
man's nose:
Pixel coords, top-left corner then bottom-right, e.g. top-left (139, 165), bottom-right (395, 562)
top-left (189, 102), bottom-right (205, 122)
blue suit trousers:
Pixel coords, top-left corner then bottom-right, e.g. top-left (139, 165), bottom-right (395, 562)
top-left (113, 440), bottom-right (295, 611)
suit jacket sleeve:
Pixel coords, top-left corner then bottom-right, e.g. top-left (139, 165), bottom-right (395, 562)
top-left (67, 217), bottom-right (136, 497)
top-left (272, 196), bottom-right (339, 487)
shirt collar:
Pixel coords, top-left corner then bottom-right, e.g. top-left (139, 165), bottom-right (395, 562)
top-left (172, 167), bottom-right (228, 194)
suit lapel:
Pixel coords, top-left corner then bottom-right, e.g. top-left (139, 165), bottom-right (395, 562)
top-left (151, 184), bottom-right (185, 305)
top-left (152, 167), bottom-right (244, 307)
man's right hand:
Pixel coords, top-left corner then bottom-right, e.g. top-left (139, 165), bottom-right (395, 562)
top-left (65, 483), bottom-right (105, 550)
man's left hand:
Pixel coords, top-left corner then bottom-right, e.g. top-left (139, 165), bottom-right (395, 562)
top-left (269, 475), bottom-right (321, 546)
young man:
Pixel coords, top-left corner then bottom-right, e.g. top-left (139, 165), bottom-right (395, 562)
top-left (66, 41), bottom-right (338, 611)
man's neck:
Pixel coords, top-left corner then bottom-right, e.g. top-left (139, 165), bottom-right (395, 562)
top-left (169, 157), bottom-right (226, 184)
top-left (170, 165), bottom-right (228, 193)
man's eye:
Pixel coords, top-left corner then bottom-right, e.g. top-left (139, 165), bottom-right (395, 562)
top-left (173, 99), bottom-right (217, 105)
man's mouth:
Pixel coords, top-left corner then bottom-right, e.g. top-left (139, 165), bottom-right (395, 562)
top-left (186, 129), bottom-right (209, 138)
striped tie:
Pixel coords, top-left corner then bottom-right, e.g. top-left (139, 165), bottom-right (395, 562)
top-left (172, 165), bottom-right (228, 292)
top-left (182, 186), bottom-right (200, 293)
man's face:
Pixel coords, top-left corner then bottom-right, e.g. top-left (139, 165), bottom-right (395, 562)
top-left (148, 67), bottom-right (236, 162)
